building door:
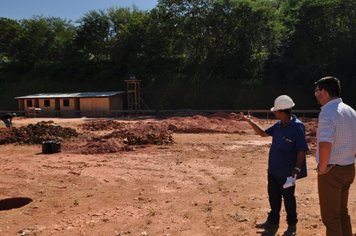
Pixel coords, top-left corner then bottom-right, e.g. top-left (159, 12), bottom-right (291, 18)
top-left (34, 99), bottom-right (39, 107)
top-left (55, 98), bottom-right (60, 117)
top-left (75, 98), bottom-right (80, 117)
top-left (55, 99), bottom-right (60, 111)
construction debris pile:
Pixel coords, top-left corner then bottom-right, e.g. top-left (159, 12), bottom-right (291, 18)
top-left (0, 121), bottom-right (78, 145)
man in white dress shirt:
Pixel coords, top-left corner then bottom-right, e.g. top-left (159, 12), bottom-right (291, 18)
top-left (314, 76), bottom-right (356, 236)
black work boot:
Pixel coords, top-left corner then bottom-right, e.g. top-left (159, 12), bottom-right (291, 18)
top-left (255, 221), bottom-right (279, 230)
top-left (256, 221), bottom-right (279, 235)
top-left (282, 224), bottom-right (297, 236)
top-left (261, 230), bottom-right (278, 236)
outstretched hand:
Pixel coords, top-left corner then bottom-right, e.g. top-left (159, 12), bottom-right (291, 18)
top-left (238, 112), bottom-right (250, 122)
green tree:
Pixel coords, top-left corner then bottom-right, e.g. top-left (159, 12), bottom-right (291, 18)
top-left (75, 10), bottom-right (112, 62)
top-left (274, 0), bottom-right (356, 84)
top-left (147, 0), bottom-right (282, 108)
top-left (0, 17), bottom-right (22, 65)
top-left (108, 7), bottom-right (149, 75)
top-left (0, 17), bottom-right (76, 69)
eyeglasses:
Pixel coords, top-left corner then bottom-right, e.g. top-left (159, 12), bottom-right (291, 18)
top-left (314, 88), bottom-right (321, 93)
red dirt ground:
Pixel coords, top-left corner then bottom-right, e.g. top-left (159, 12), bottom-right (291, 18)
top-left (0, 114), bottom-right (354, 236)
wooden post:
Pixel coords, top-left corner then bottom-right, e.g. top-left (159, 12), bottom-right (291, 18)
top-left (125, 77), bottom-right (142, 111)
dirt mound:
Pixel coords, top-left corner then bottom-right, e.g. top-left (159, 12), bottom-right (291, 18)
top-left (80, 113), bottom-right (248, 134)
top-left (0, 128), bottom-right (13, 145)
top-left (103, 122), bottom-right (173, 145)
top-left (207, 112), bottom-right (240, 119)
top-left (65, 122), bottom-right (173, 154)
top-left (164, 113), bottom-right (248, 134)
top-left (3, 114), bottom-right (314, 155)
top-left (0, 121), bottom-right (78, 145)
top-left (73, 138), bottom-right (128, 154)
top-left (65, 113), bottom-right (249, 154)
top-left (304, 118), bottom-right (318, 153)
top-left (80, 120), bottom-right (128, 131)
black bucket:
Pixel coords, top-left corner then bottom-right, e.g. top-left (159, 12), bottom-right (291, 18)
top-left (42, 141), bottom-right (61, 154)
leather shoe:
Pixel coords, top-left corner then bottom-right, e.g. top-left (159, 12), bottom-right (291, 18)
top-left (255, 221), bottom-right (279, 230)
top-left (282, 224), bottom-right (297, 236)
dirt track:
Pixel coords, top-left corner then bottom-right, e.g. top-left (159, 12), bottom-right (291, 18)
top-left (0, 115), bottom-right (354, 236)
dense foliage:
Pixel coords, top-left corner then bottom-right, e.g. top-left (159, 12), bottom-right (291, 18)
top-left (1, 0), bottom-right (355, 110)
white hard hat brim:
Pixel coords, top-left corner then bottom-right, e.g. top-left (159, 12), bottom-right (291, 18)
top-left (270, 104), bottom-right (295, 112)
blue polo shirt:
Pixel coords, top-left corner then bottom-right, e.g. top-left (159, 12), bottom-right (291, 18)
top-left (265, 115), bottom-right (308, 178)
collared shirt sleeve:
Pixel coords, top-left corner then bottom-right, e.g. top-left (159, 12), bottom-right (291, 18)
top-left (295, 124), bottom-right (309, 151)
top-left (317, 110), bottom-right (335, 143)
top-left (265, 123), bottom-right (276, 136)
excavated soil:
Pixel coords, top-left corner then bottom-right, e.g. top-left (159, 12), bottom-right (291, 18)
top-left (0, 121), bottom-right (78, 145)
top-left (1, 113), bottom-right (352, 236)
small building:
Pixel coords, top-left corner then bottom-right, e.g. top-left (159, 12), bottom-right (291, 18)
top-left (15, 91), bottom-right (125, 117)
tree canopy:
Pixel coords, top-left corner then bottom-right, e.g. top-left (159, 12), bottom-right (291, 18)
top-left (1, 0), bottom-right (355, 110)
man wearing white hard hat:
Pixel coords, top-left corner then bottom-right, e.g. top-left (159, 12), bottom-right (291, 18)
top-left (240, 95), bottom-right (308, 236)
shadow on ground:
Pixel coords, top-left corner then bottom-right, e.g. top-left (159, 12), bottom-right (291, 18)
top-left (0, 197), bottom-right (32, 211)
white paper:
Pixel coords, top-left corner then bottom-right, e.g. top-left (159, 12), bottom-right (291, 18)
top-left (283, 175), bottom-right (296, 189)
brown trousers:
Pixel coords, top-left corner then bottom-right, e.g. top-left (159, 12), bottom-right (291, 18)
top-left (318, 164), bottom-right (355, 236)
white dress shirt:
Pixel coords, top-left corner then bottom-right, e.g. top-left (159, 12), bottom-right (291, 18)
top-left (316, 98), bottom-right (356, 165)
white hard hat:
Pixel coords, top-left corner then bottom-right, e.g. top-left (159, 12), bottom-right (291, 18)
top-left (270, 95), bottom-right (295, 111)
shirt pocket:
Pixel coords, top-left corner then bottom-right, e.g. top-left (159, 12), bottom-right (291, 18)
top-left (281, 136), bottom-right (295, 152)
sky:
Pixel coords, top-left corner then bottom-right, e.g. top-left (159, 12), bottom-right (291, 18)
top-left (0, 0), bottom-right (158, 21)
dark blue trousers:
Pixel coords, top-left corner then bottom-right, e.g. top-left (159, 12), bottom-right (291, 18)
top-left (267, 173), bottom-right (298, 225)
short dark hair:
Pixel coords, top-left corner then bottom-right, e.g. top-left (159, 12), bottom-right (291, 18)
top-left (280, 109), bottom-right (291, 115)
top-left (315, 76), bottom-right (341, 97)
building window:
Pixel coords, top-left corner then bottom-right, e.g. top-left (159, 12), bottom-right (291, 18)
top-left (44, 100), bottom-right (50, 107)
top-left (63, 99), bottom-right (70, 107)
top-left (27, 100), bottom-right (33, 107)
